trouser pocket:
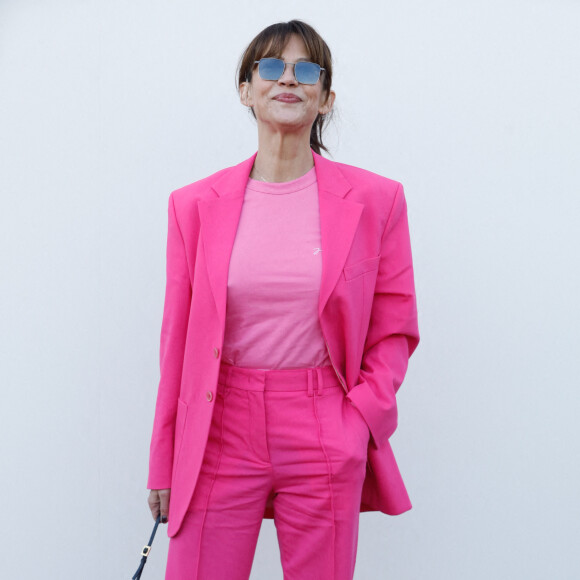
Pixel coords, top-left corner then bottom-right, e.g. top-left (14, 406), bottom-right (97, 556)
top-left (313, 387), bottom-right (369, 481)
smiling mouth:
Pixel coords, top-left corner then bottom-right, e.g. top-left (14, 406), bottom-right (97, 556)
top-left (273, 94), bottom-right (302, 103)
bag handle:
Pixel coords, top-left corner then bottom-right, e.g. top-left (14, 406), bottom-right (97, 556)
top-left (131, 515), bottom-right (161, 580)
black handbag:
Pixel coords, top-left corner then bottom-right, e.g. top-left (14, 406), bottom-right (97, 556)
top-left (131, 515), bottom-right (161, 580)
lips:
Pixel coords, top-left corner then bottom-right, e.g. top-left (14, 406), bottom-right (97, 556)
top-left (273, 93), bottom-right (302, 103)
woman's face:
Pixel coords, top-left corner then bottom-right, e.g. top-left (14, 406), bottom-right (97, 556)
top-left (240, 34), bottom-right (335, 136)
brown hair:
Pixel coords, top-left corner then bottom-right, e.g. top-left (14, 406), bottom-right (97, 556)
top-left (236, 20), bottom-right (334, 155)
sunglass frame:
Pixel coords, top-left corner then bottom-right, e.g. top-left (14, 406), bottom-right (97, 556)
top-left (253, 58), bottom-right (325, 85)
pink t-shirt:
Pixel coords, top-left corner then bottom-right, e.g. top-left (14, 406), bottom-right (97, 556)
top-left (222, 166), bottom-right (332, 370)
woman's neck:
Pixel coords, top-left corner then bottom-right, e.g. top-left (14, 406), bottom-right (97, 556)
top-left (251, 130), bottom-right (314, 183)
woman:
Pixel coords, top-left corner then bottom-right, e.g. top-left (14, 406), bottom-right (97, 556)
top-left (147, 20), bottom-right (419, 580)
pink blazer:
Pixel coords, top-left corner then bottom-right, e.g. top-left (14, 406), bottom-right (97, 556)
top-left (148, 150), bottom-right (420, 537)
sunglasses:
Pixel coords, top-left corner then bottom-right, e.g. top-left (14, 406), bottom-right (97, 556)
top-left (253, 58), bottom-right (325, 85)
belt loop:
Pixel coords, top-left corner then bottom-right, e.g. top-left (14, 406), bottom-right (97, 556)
top-left (316, 367), bottom-right (323, 395)
top-left (307, 369), bottom-right (314, 397)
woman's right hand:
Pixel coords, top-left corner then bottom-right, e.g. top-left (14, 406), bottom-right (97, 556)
top-left (148, 489), bottom-right (171, 523)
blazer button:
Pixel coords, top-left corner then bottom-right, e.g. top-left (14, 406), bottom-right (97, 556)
top-left (213, 347), bottom-right (220, 358)
top-left (205, 390), bottom-right (213, 402)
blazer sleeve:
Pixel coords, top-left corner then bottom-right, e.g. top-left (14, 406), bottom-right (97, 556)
top-left (147, 193), bottom-right (192, 489)
top-left (346, 183), bottom-right (420, 449)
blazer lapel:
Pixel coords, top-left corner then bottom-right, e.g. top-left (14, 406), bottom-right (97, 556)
top-left (197, 150), bottom-right (363, 329)
top-left (197, 153), bottom-right (257, 328)
top-left (313, 151), bottom-right (364, 315)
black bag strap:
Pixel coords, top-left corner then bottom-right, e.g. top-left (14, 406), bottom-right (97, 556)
top-left (132, 515), bottom-right (161, 580)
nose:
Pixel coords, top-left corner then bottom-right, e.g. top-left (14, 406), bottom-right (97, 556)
top-left (278, 62), bottom-right (298, 86)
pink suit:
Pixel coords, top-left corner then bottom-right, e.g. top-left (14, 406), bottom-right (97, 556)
top-left (147, 150), bottom-right (420, 562)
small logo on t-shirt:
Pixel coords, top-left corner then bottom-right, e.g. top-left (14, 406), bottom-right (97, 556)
top-left (313, 248), bottom-right (322, 255)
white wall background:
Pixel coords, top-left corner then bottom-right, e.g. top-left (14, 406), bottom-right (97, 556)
top-left (1, 1), bottom-right (578, 578)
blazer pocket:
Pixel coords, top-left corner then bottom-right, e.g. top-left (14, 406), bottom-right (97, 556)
top-left (343, 255), bottom-right (380, 281)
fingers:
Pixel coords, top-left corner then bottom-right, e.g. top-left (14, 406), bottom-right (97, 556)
top-left (158, 489), bottom-right (170, 523)
top-left (148, 489), bottom-right (171, 523)
top-left (147, 490), bottom-right (160, 520)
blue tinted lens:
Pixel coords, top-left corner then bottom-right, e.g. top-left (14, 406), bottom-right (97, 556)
top-left (258, 58), bottom-right (285, 81)
top-left (294, 61), bottom-right (321, 84)
top-left (257, 58), bottom-right (322, 84)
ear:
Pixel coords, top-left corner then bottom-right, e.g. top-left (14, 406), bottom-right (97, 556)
top-left (318, 89), bottom-right (336, 116)
top-left (239, 81), bottom-right (253, 107)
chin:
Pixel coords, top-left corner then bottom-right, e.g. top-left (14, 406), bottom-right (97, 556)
top-left (265, 111), bottom-right (317, 128)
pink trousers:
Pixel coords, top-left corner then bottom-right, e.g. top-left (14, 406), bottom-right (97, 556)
top-left (165, 363), bottom-right (370, 580)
